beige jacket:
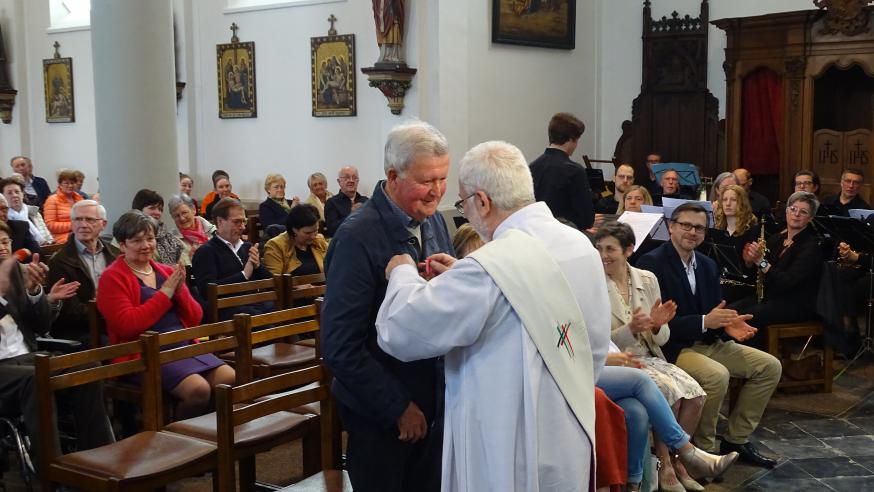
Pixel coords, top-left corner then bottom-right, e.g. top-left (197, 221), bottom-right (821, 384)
top-left (607, 265), bottom-right (671, 360)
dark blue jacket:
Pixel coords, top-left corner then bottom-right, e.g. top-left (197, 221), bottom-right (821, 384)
top-left (191, 235), bottom-right (272, 320)
top-left (258, 198), bottom-right (294, 229)
top-left (324, 192), bottom-right (369, 238)
top-left (321, 181), bottom-right (453, 428)
top-left (636, 241), bottom-right (724, 363)
top-left (32, 176), bottom-right (51, 208)
top-left (529, 148), bottom-right (594, 230)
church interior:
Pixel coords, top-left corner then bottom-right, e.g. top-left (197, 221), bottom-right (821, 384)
top-left (2, 0), bottom-right (874, 491)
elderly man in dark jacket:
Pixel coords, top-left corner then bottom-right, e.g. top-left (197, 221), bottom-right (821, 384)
top-left (322, 121), bottom-right (453, 492)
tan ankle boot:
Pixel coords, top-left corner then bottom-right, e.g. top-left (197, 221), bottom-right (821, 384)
top-left (676, 446), bottom-right (739, 479)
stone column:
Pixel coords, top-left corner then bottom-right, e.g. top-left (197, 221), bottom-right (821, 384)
top-left (91, 0), bottom-right (178, 226)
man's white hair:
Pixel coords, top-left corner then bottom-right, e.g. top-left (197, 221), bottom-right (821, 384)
top-left (384, 120), bottom-right (449, 176)
top-left (458, 141), bottom-right (535, 211)
top-left (71, 199), bottom-right (107, 220)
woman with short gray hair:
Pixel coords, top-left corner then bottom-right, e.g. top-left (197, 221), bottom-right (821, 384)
top-left (303, 172), bottom-right (332, 223)
top-left (169, 194), bottom-right (215, 265)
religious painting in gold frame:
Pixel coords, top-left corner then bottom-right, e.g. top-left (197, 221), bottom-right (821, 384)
top-left (311, 34), bottom-right (356, 117)
top-left (216, 40), bottom-right (257, 118)
top-left (43, 56), bottom-right (74, 123)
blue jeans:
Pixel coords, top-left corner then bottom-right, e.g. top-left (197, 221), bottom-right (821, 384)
top-left (598, 366), bottom-right (690, 483)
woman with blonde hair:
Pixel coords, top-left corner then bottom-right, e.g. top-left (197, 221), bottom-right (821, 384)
top-left (715, 184), bottom-right (757, 237)
top-left (258, 173), bottom-right (300, 234)
top-left (617, 185), bottom-right (653, 214)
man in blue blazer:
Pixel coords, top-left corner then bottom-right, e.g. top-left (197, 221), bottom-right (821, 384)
top-left (10, 156), bottom-right (51, 209)
top-left (636, 203), bottom-right (781, 468)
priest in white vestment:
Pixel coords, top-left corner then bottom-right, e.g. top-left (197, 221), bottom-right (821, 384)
top-left (376, 141), bottom-right (611, 492)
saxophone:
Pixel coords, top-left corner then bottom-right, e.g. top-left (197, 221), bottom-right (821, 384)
top-left (756, 224), bottom-right (768, 303)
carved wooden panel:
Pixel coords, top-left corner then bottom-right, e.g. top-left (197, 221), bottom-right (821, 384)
top-left (813, 129), bottom-right (844, 182)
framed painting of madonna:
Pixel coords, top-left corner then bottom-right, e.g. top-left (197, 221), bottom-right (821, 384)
top-left (217, 40), bottom-right (257, 118)
top-left (492, 0), bottom-right (576, 50)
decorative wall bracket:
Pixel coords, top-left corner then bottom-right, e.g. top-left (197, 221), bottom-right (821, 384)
top-left (814, 0), bottom-right (873, 36)
top-left (0, 89), bottom-right (17, 123)
top-left (361, 65), bottom-right (416, 115)
top-left (176, 81), bottom-right (186, 101)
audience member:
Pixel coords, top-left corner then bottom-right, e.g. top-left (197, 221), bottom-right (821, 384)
top-left (132, 189), bottom-right (184, 265)
top-left (263, 203), bottom-right (327, 276)
top-left (201, 170), bottom-right (239, 221)
top-left (0, 195), bottom-right (41, 256)
top-left (1, 177), bottom-right (54, 246)
top-left (97, 211), bottom-right (234, 419)
top-left (321, 121), bottom-right (453, 492)
top-left (179, 173), bottom-right (199, 212)
top-left (733, 168), bottom-right (771, 218)
top-left (324, 166), bottom-right (368, 238)
top-left (47, 200), bottom-right (118, 346)
top-left (595, 222), bottom-right (713, 491)
top-left (617, 185), bottom-right (653, 214)
top-left (643, 153), bottom-right (662, 197)
top-left (710, 171), bottom-right (737, 203)
top-left (9, 156), bottom-right (51, 207)
top-left (191, 198), bottom-right (272, 319)
top-left (43, 169), bottom-right (84, 243)
top-left (303, 172), bottom-right (333, 223)
top-left (374, 140), bottom-right (611, 491)
top-left (734, 192), bottom-right (823, 344)
top-left (258, 173), bottom-right (300, 236)
top-left (597, 164), bottom-right (635, 214)
top-left (529, 112), bottom-right (594, 230)
top-left (636, 203), bottom-right (782, 468)
top-left (821, 168), bottom-right (870, 216)
top-left (0, 221), bottom-right (108, 463)
top-left (71, 170), bottom-right (92, 200)
top-left (451, 223), bottom-right (483, 259)
top-left (793, 169), bottom-right (820, 197)
top-left (169, 194), bottom-right (215, 264)
top-left (713, 185), bottom-right (760, 303)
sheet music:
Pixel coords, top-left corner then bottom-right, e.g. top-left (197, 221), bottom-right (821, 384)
top-left (849, 209), bottom-right (874, 220)
top-left (640, 205), bottom-right (670, 242)
top-left (618, 211), bottom-right (666, 251)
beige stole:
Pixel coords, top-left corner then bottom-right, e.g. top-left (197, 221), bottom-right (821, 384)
top-left (467, 229), bottom-right (596, 447)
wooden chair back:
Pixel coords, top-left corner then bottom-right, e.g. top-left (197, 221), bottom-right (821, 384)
top-left (246, 211), bottom-right (261, 244)
top-left (233, 302), bottom-right (321, 384)
top-left (40, 242), bottom-right (64, 259)
top-left (287, 272), bottom-right (326, 304)
top-left (582, 154), bottom-right (621, 171)
top-left (87, 299), bottom-right (104, 351)
top-left (33, 340), bottom-right (157, 475)
top-left (140, 319), bottom-right (240, 426)
top-left (214, 365), bottom-right (335, 492)
top-left (205, 274), bottom-right (284, 323)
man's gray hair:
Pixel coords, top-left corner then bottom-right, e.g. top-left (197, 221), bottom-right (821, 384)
top-left (71, 199), bottom-right (107, 220)
top-left (787, 191), bottom-right (819, 216)
top-left (168, 194), bottom-right (195, 213)
top-left (458, 141), bottom-right (535, 211)
top-left (9, 156), bottom-right (31, 167)
top-left (384, 120), bottom-right (449, 176)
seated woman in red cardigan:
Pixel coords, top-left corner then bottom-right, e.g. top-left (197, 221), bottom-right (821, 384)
top-left (97, 210), bottom-right (234, 419)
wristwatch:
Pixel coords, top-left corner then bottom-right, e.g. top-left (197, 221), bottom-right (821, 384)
top-left (758, 259), bottom-right (769, 271)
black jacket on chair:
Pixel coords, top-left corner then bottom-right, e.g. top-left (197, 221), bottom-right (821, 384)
top-left (529, 148), bottom-right (594, 230)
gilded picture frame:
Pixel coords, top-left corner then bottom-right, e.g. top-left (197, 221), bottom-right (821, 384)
top-left (43, 57), bottom-right (74, 123)
top-left (311, 33), bottom-right (356, 117)
top-left (492, 0), bottom-right (576, 50)
top-left (216, 40), bottom-right (257, 118)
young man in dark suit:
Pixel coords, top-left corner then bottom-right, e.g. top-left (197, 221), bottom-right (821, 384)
top-left (529, 112), bottom-right (594, 230)
top-left (191, 197), bottom-right (272, 320)
top-left (636, 203), bottom-right (781, 468)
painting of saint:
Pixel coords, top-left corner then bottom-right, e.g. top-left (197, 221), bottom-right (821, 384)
top-left (216, 41), bottom-right (256, 118)
top-left (311, 34), bottom-right (356, 117)
top-left (43, 57), bottom-right (75, 123)
top-left (493, 0), bottom-right (576, 49)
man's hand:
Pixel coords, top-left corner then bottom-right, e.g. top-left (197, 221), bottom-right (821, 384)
top-left (47, 278), bottom-right (81, 303)
top-left (650, 298), bottom-right (677, 328)
top-left (397, 401), bottom-right (427, 443)
top-left (247, 246), bottom-right (261, 268)
top-left (385, 254), bottom-right (415, 280)
top-left (703, 300), bottom-right (739, 329)
top-left (606, 352), bottom-right (645, 369)
top-left (23, 253), bottom-right (48, 295)
top-left (0, 257), bottom-right (16, 298)
top-left (724, 316), bottom-right (757, 342)
top-left (628, 307), bottom-right (653, 334)
top-left (351, 201), bottom-right (363, 212)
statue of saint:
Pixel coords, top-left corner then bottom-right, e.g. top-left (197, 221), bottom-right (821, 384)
top-left (372, 0), bottom-right (405, 65)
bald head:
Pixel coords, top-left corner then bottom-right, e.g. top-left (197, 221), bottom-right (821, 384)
top-left (338, 166), bottom-right (360, 198)
top-left (733, 168), bottom-right (752, 191)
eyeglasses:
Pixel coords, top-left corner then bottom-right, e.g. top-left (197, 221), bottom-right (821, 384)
top-left (672, 221), bottom-right (706, 234)
top-left (339, 175), bottom-right (359, 181)
top-left (455, 192), bottom-right (476, 215)
top-left (786, 205), bottom-right (811, 217)
top-left (229, 218), bottom-right (249, 226)
top-left (795, 180), bottom-right (814, 187)
top-left (73, 217), bottom-right (101, 224)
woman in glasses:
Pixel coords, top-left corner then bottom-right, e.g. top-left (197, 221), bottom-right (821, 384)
top-left (734, 191), bottom-right (823, 346)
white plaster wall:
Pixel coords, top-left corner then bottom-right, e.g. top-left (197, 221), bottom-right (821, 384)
top-left (597, 0), bottom-right (813, 178)
top-left (0, 0), bottom-right (26, 166)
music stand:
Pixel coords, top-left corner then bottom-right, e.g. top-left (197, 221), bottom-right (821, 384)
top-left (825, 216), bottom-right (874, 379)
top-left (652, 163), bottom-right (701, 187)
top-left (699, 228), bottom-right (749, 283)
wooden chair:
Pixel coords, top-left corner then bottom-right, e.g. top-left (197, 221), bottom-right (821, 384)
top-left (582, 154), bottom-right (621, 171)
top-left (39, 242), bottom-right (64, 259)
top-left (245, 211), bottom-right (261, 244)
top-left (33, 340), bottom-right (217, 491)
top-left (766, 321), bottom-right (833, 393)
top-left (205, 274), bottom-right (284, 323)
top-left (237, 305), bottom-right (320, 381)
top-left (214, 365), bottom-right (337, 492)
top-left (157, 319), bottom-right (320, 491)
top-left (286, 273), bottom-right (326, 348)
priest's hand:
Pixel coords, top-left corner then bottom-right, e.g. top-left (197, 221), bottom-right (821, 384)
top-left (397, 401), bottom-right (427, 443)
top-left (385, 254), bottom-right (416, 280)
top-left (724, 315), bottom-right (756, 342)
top-left (424, 253), bottom-right (456, 276)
